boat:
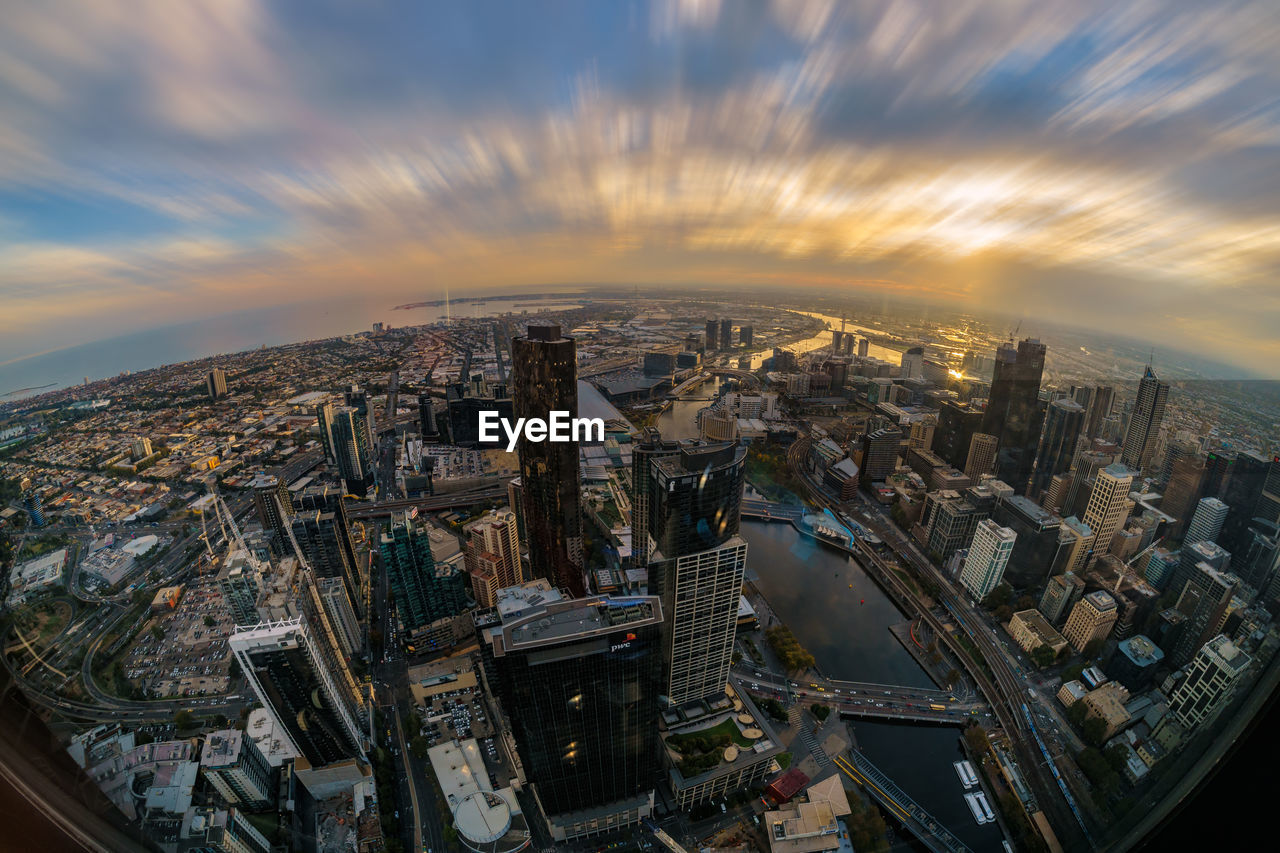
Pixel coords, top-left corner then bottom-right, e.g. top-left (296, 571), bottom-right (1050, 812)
top-left (963, 793), bottom-right (990, 825)
top-left (962, 788), bottom-right (988, 824)
top-left (953, 760), bottom-right (978, 789)
top-left (975, 791), bottom-right (995, 822)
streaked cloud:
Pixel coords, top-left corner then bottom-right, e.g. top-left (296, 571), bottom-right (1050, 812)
top-left (1, 0), bottom-right (1279, 373)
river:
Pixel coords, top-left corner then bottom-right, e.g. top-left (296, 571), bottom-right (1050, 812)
top-left (742, 520), bottom-right (1006, 851)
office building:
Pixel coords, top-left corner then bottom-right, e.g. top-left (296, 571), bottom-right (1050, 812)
top-left (1007, 610), bottom-right (1069, 658)
top-left (1141, 546), bottom-right (1179, 590)
top-left (316, 576), bottom-right (361, 657)
top-left (200, 730), bottom-right (275, 812)
top-left (964, 432), bottom-right (999, 481)
top-left (230, 616), bottom-right (366, 769)
top-left (859, 427), bottom-right (903, 487)
top-left (464, 508), bottom-right (523, 608)
top-left (217, 551), bottom-right (262, 627)
top-left (915, 485), bottom-right (1000, 562)
top-left (478, 592), bottom-right (663, 841)
top-left (630, 429), bottom-right (681, 571)
top-left (330, 405), bottom-right (374, 498)
top-left (249, 474), bottom-right (293, 556)
top-left (512, 324), bottom-right (585, 597)
top-left (132, 437), bottom-right (153, 460)
top-left (959, 519), bottom-right (1016, 601)
top-left (1162, 448), bottom-right (1207, 528)
top-left (1236, 520), bottom-right (1280, 593)
top-left (1109, 635), bottom-right (1165, 692)
top-left (900, 346), bottom-right (925, 380)
top-left (1120, 366), bottom-right (1169, 472)
top-left (740, 324), bottom-right (753, 347)
top-left (418, 392), bottom-right (438, 438)
top-left (291, 486), bottom-right (362, 617)
top-left (932, 400), bottom-right (985, 470)
top-left (644, 442), bottom-right (748, 705)
top-left (1083, 385), bottom-right (1115, 440)
top-left (1170, 563), bottom-right (1237, 667)
top-left (991, 496), bottom-right (1065, 590)
top-left (379, 514), bottom-right (467, 633)
top-left (1063, 591), bottom-right (1119, 653)
top-left (1062, 447), bottom-right (1117, 520)
top-left (1219, 451), bottom-right (1279, 557)
top-left (444, 382), bottom-right (515, 446)
top-left (1185, 497), bottom-right (1229, 547)
top-left (343, 384), bottom-right (375, 452)
top-left (1029, 398), bottom-right (1085, 500)
top-left (982, 338), bottom-right (1047, 491)
top-left (207, 367), bottom-right (228, 400)
top-left (720, 318), bottom-right (733, 350)
top-left (314, 400), bottom-right (337, 462)
top-left (1039, 571), bottom-right (1085, 625)
top-left (1071, 464), bottom-right (1135, 572)
top-left (1168, 634), bottom-right (1251, 730)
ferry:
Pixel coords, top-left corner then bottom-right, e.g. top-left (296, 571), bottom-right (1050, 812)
top-left (953, 760), bottom-right (978, 789)
top-left (975, 791), bottom-right (995, 822)
top-left (962, 788), bottom-right (988, 824)
top-left (964, 793), bottom-right (991, 825)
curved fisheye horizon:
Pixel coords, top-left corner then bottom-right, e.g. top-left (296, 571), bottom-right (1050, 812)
top-left (2, 3), bottom-right (1279, 853)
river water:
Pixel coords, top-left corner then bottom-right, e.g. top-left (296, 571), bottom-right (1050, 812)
top-left (742, 521), bottom-right (1006, 851)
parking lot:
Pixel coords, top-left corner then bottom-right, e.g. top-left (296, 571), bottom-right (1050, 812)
top-left (121, 577), bottom-right (235, 699)
top-left (408, 655), bottom-right (513, 789)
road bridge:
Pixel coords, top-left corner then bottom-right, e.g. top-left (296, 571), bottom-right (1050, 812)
top-left (741, 497), bottom-right (804, 522)
top-left (834, 753), bottom-right (973, 853)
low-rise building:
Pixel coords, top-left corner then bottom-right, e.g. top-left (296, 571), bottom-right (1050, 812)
top-left (761, 774), bottom-right (851, 853)
top-left (1080, 683), bottom-right (1132, 740)
top-left (1006, 609), bottom-right (1069, 658)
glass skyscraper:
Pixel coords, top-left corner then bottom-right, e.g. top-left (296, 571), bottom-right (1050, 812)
top-left (982, 337), bottom-right (1047, 493)
top-left (379, 514), bottom-right (466, 632)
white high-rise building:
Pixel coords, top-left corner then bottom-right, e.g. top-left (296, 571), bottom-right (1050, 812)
top-left (650, 537), bottom-right (748, 706)
top-left (1185, 497), bottom-right (1229, 547)
top-left (1168, 634), bottom-right (1251, 730)
top-left (959, 519), bottom-right (1016, 601)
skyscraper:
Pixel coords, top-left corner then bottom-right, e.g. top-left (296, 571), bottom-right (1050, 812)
top-left (739, 324), bottom-right (753, 347)
top-left (959, 519), bottom-right (1016, 601)
top-left (644, 441), bottom-right (748, 705)
top-left (249, 474), bottom-right (293, 556)
top-left (464, 508), bottom-right (523, 607)
top-left (1083, 385), bottom-right (1114, 440)
top-left (207, 367), bottom-right (228, 400)
top-left (314, 400), bottom-right (337, 463)
top-left (630, 428), bottom-right (680, 572)
top-left (933, 400), bottom-right (985, 470)
top-left (1028, 398), bottom-right (1085, 501)
top-left (990, 496), bottom-right (1065, 590)
top-left (22, 489), bottom-right (44, 528)
top-left (1062, 591), bottom-right (1118, 653)
top-left (1039, 571), bottom-right (1085, 625)
top-left (982, 338), bottom-right (1047, 492)
top-left (857, 338), bottom-right (869, 358)
top-left (1185, 497), bottom-right (1229, 547)
top-left (719, 318), bottom-right (733, 350)
top-left (230, 614), bottom-right (366, 768)
top-left (417, 392), bottom-right (438, 438)
top-left (512, 324), bottom-right (585, 596)
top-left (379, 514), bottom-right (466, 633)
top-left (704, 318), bottom-right (718, 351)
top-left (1170, 563), bottom-right (1237, 666)
top-left (1120, 365), bottom-right (1168, 471)
top-left (859, 427), bottom-right (903, 488)
top-left (1218, 451), bottom-right (1278, 557)
top-left (964, 432), bottom-right (999, 481)
top-left (478, 590), bottom-right (663, 841)
top-left (330, 405), bottom-right (374, 497)
top-left (200, 730), bottom-right (275, 812)
top-left (1071, 463), bottom-right (1135, 572)
top-left (344, 384), bottom-right (376, 453)
top-left (292, 485), bottom-right (361, 607)
top-left (1167, 634), bottom-right (1251, 730)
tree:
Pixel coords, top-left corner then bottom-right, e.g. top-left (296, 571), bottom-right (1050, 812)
top-left (1083, 638), bottom-right (1106, 660)
top-left (1031, 644), bottom-right (1057, 668)
top-left (1104, 743), bottom-right (1130, 773)
top-left (995, 604), bottom-right (1014, 623)
top-left (212, 714), bottom-right (228, 728)
top-left (1065, 701), bottom-right (1088, 728)
top-left (151, 625), bottom-right (164, 641)
top-left (1081, 716), bottom-right (1108, 747)
top-left (174, 709), bottom-right (195, 730)
top-left (203, 615), bottom-right (215, 628)
top-left (984, 582), bottom-right (1012, 610)
top-left (811, 703), bottom-right (831, 721)
top-left (1061, 662), bottom-right (1086, 683)
top-left (410, 736), bottom-right (429, 760)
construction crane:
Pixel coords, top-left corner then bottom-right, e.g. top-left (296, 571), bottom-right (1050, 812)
top-left (1113, 536), bottom-right (1165, 593)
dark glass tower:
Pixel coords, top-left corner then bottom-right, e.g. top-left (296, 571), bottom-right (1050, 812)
top-left (990, 496), bottom-right (1064, 590)
top-left (630, 428), bottom-right (680, 572)
top-left (1029, 398), bottom-right (1085, 500)
top-left (982, 337), bottom-right (1047, 492)
top-left (1120, 365), bottom-right (1169, 472)
top-left (719, 318), bottom-right (733, 350)
top-left (292, 485), bottom-right (362, 617)
top-left (1218, 451), bottom-right (1275, 557)
top-left (479, 593), bottom-right (663, 831)
top-left (932, 399), bottom-right (985, 470)
top-left (1083, 385), bottom-right (1114, 440)
top-left (512, 324), bottom-right (585, 596)
top-left (330, 405), bottom-right (374, 497)
top-left (704, 318), bottom-right (718, 350)
top-left (645, 442), bottom-right (745, 558)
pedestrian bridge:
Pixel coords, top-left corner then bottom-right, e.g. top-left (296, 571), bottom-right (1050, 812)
top-left (834, 752), bottom-right (973, 853)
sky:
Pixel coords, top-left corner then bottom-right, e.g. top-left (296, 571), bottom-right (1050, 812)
top-left (2, 0), bottom-right (1279, 375)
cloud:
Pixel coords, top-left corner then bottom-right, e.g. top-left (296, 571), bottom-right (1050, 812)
top-left (0, 0), bottom-right (1278, 374)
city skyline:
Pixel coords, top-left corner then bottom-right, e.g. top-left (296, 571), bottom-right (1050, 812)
top-left (4, 1), bottom-right (1280, 375)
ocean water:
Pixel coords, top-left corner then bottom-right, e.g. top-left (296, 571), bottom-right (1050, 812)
top-left (0, 295), bottom-right (582, 400)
